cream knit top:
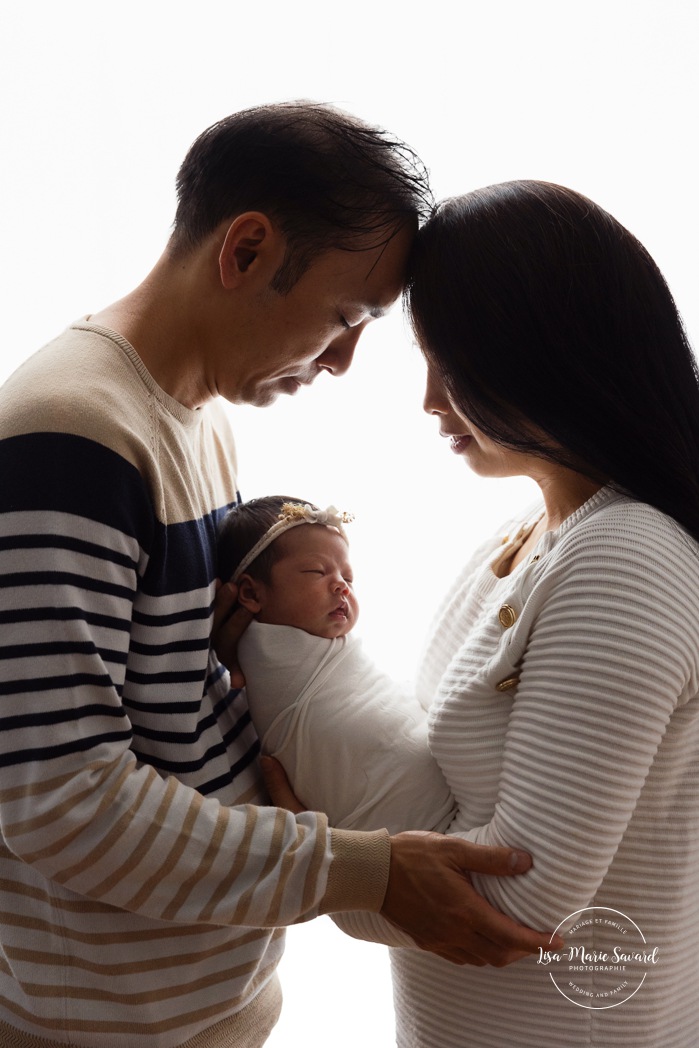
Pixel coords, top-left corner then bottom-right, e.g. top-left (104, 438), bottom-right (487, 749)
top-left (389, 487), bottom-right (699, 1046)
top-left (341, 488), bottom-right (699, 1046)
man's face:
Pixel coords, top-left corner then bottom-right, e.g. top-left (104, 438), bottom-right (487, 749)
top-left (224, 224), bottom-right (413, 407)
top-left (251, 524), bottom-right (359, 639)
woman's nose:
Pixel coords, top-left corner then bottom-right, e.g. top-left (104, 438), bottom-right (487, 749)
top-left (423, 364), bottom-right (448, 415)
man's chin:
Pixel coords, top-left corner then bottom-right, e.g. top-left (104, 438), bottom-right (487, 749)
top-left (239, 377), bottom-right (305, 408)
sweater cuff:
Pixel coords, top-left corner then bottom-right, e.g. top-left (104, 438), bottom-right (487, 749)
top-left (320, 828), bottom-right (391, 914)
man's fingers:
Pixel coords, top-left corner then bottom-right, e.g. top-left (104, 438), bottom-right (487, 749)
top-left (212, 580), bottom-right (238, 633)
top-left (260, 756), bottom-right (307, 814)
top-left (211, 580), bottom-right (253, 675)
top-left (449, 837), bottom-right (533, 876)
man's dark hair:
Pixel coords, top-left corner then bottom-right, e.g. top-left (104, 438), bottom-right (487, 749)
top-left (218, 495), bottom-right (318, 584)
top-left (171, 101), bottom-right (433, 292)
top-left (408, 179), bottom-right (699, 542)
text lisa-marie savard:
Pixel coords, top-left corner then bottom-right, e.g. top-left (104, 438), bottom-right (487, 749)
top-left (537, 946), bottom-right (659, 968)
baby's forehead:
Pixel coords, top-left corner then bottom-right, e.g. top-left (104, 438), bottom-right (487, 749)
top-left (275, 523), bottom-right (350, 558)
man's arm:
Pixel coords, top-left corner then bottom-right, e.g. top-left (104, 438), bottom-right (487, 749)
top-left (261, 756), bottom-right (561, 965)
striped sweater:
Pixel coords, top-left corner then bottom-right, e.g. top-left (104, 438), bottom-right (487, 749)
top-left (389, 489), bottom-right (699, 1047)
top-left (0, 322), bottom-right (389, 1047)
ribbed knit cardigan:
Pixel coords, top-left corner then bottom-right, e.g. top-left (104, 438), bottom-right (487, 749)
top-left (345, 489), bottom-right (699, 1047)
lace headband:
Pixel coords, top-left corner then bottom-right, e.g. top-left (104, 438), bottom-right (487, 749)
top-left (231, 503), bottom-right (354, 583)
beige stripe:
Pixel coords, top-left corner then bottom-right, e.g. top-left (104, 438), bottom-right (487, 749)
top-left (296, 814), bottom-right (327, 918)
top-left (50, 767), bottom-right (157, 884)
top-left (0, 876), bottom-right (127, 916)
top-left (125, 786), bottom-right (205, 912)
top-left (0, 972), bottom-right (280, 1047)
top-left (161, 803), bottom-right (229, 922)
top-left (14, 954), bottom-right (268, 1004)
top-left (262, 814), bottom-right (327, 926)
top-left (196, 805), bottom-right (258, 923)
top-left (18, 761), bottom-right (139, 867)
top-left (232, 782), bottom-right (263, 806)
top-left (4, 927), bottom-right (277, 976)
top-left (0, 909), bottom-right (259, 947)
top-left (231, 809), bottom-right (287, 925)
top-left (0, 765), bottom-right (102, 805)
top-left (0, 958), bottom-right (281, 1037)
top-left (81, 772), bottom-right (180, 900)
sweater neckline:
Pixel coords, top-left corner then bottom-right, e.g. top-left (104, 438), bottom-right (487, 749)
top-left (484, 485), bottom-right (618, 588)
top-left (73, 319), bottom-right (204, 430)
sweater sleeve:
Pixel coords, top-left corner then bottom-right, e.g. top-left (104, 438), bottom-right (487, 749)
top-left (456, 510), bottom-right (699, 931)
top-left (0, 431), bottom-right (389, 928)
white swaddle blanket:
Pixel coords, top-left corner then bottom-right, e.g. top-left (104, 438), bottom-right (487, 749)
top-left (239, 621), bottom-right (454, 834)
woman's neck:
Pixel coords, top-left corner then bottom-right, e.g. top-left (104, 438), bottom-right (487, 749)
top-left (536, 469), bottom-right (603, 531)
top-left (503, 468), bottom-right (603, 576)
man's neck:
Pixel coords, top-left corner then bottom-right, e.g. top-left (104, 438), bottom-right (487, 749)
top-left (89, 247), bottom-right (222, 409)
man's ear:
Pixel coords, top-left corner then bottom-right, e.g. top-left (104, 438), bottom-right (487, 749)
top-left (236, 573), bottom-right (265, 614)
top-left (218, 212), bottom-right (282, 289)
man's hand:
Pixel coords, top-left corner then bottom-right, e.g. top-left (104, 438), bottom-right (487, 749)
top-left (260, 757), bottom-right (563, 966)
top-left (211, 580), bottom-right (253, 688)
top-left (382, 830), bottom-right (562, 966)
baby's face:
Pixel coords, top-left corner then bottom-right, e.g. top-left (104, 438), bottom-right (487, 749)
top-left (254, 524), bottom-right (359, 638)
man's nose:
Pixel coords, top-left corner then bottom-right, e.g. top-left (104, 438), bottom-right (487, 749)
top-left (317, 324), bottom-right (367, 377)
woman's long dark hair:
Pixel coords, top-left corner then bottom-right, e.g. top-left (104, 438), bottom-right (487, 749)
top-left (407, 180), bottom-right (699, 542)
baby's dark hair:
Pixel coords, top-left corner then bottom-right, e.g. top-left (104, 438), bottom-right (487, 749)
top-left (218, 495), bottom-right (319, 583)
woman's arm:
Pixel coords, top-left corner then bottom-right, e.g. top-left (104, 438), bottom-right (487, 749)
top-left (455, 513), bottom-right (699, 930)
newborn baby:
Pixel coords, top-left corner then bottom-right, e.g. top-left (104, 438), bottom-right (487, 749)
top-left (218, 496), bottom-right (454, 834)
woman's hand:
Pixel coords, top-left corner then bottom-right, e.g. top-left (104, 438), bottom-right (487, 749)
top-left (211, 580), bottom-right (253, 689)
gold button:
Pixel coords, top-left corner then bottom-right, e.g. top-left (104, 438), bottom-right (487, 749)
top-left (496, 676), bottom-right (520, 692)
top-left (498, 604), bottom-right (517, 628)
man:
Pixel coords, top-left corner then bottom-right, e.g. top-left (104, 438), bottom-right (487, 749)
top-left (0, 102), bottom-right (553, 1048)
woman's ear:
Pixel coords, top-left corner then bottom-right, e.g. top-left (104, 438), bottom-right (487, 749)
top-left (236, 573), bottom-right (265, 614)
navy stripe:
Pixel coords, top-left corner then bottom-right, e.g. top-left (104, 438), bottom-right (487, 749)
top-left (0, 433), bottom-right (154, 543)
top-left (0, 704), bottom-right (128, 732)
top-left (122, 697), bottom-right (202, 715)
top-left (0, 533), bottom-right (138, 572)
top-left (0, 642), bottom-right (127, 664)
top-left (207, 663), bottom-right (229, 693)
top-left (131, 737), bottom-right (230, 775)
top-left (129, 637), bottom-right (209, 657)
top-left (0, 730), bottom-right (134, 770)
top-left (0, 607), bottom-right (131, 632)
top-left (197, 740), bottom-right (261, 795)
top-left (131, 607), bottom-right (212, 627)
top-left (0, 674), bottom-right (115, 697)
top-left (124, 669), bottom-right (206, 687)
top-left (132, 710), bottom-right (217, 746)
top-left (2, 571), bottom-right (136, 602)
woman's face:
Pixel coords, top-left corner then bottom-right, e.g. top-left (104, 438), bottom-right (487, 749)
top-left (423, 363), bottom-right (539, 479)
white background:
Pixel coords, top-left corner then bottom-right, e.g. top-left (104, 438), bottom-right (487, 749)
top-left (2, 2), bottom-right (697, 1043)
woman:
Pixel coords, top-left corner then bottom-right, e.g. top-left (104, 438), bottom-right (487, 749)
top-left (390, 181), bottom-right (699, 1047)
top-left (268, 181), bottom-right (699, 1046)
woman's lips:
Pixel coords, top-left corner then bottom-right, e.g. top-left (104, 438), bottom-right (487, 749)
top-left (449, 435), bottom-right (472, 454)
